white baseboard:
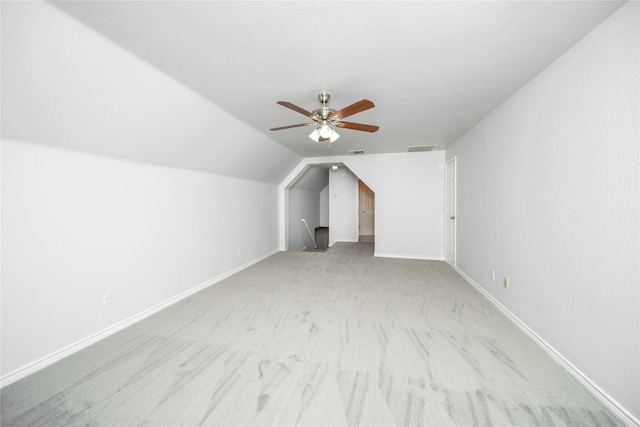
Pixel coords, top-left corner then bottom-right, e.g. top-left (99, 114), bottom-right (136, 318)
top-left (0, 249), bottom-right (279, 389)
top-left (448, 261), bottom-right (639, 427)
top-left (375, 252), bottom-right (445, 261)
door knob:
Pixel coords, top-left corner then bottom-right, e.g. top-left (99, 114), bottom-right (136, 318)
top-left (450, 216), bottom-right (455, 220)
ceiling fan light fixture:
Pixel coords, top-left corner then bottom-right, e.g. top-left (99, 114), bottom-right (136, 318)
top-left (273, 93), bottom-right (377, 146)
top-left (329, 127), bottom-right (341, 143)
top-left (309, 122), bottom-right (340, 143)
top-left (308, 128), bottom-right (321, 142)
top-left (319, 122), bottom-right (332, 139)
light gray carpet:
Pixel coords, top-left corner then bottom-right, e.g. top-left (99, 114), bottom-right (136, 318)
top-left (1, 243), bottom-right (623, 426)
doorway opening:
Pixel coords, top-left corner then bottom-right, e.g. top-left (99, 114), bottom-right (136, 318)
top-left (358, 180), bottom-right (375, 243)
top-left (282, 162), bottom-right (366, 252)
top-left (286, 165), bottom-right (329, 252)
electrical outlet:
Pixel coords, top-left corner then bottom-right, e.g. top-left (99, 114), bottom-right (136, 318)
top-left (237, 247), bottom-right (241, 256)
top-left (489, 268), bottom-right (495, 280)
top-left (503, 277), bottom-right (509, 289)
top-left (102, 291), bottom-right (112, 306)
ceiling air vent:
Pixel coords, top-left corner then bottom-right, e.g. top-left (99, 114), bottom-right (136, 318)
top-left (407, 145), bottom-right (436, 152)
top-left (349, 150), bottom-right (365, 155)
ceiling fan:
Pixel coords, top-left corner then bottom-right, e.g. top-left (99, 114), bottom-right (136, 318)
top-left (270, 93), bottom-right (379, 143)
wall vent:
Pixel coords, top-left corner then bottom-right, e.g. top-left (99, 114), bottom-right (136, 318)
top-left (407, 145), bottom-right (436, 152)
top-left (349, 150), bottom-right (365, 155)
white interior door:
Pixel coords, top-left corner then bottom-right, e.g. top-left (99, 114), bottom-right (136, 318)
top-left (358, 180), bottom-right (375, 242)
top-left (445, 157), bottom-right (456, 265)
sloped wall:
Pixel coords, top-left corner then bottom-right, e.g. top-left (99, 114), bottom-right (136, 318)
top-left (2, 1), bottom-right (300, 184)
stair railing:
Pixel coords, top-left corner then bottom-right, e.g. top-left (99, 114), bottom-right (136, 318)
top-left (301, 218), bottom-right (317, 249)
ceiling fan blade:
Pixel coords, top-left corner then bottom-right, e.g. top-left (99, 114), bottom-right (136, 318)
top-left (276, 101), bottom-right (319, 119)
top-left (269, 123), bottom-right (313, 131)
top-left (329, 99), bottom-right (375, 120)
top-left (336, 121), bottom-right (380, 133)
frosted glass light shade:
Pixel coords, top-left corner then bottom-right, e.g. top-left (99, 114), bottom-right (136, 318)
top-left (308, 128), bottom-right (321, 142)
top-left (329, 128), bottom-right (340, 142)
top-left (319, 123), bottom-right (331, 139)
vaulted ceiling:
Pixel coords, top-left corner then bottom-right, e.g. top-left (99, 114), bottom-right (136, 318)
top-left (2, 1), bottom-right (626, 185)
top-left (51, 1), bottom-right (624, 158)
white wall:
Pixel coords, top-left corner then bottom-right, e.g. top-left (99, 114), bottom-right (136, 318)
top-left (328, 168), bottom-right (359, 246)
top-left (288, 188), bottom-right (321, 250)
top-left (346, 151), bottom-right (445, 259)
top-left (319, 186), bottom-right (329, 227)
top-left (1, 1), bottom-right (298, 385)
top-left (280, 151), bottom-right (445, 259)
top-left (446, 2), bottom-right (639, 423)
top-left (1, 140), bottom-right (279, 382)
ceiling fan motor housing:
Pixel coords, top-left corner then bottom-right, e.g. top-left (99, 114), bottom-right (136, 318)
top-left (313, 107), bottom-right (335, 120)
top-left (314, 93), bottom-right (335, 120)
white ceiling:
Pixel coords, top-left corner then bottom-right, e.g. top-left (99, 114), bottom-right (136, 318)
top-left (51, 1), bottom-right (625, 158)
